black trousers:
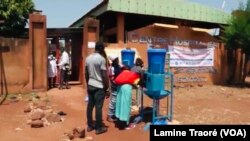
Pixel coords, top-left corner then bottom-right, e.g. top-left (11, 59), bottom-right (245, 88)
top-left (87, 85), bottom-right (105, 129)
top-left (59, 69), bottom-right (69, 87)
top-left (48, 77), bottom-right (56, 88)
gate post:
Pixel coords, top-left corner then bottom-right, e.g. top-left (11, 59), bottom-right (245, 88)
top-left (29, 12), bottom-right (47, 91)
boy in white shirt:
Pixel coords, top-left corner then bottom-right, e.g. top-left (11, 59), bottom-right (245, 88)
top-left (48, 52), bottom-right (57, 89)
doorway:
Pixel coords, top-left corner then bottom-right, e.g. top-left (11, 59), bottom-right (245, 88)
top-left (47, 28), bottom-right (83, 86)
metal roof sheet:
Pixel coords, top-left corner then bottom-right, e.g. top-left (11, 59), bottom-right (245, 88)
top-left (70, 0), bottom-right (230, 27)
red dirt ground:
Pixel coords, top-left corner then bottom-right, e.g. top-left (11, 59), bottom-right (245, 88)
top-left (0, 83), bottom-right (250, 141)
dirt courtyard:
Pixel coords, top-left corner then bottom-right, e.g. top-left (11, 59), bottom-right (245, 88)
top-left (0, 84), bottom-right (250, 141)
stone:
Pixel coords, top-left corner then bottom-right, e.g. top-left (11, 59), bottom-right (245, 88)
top-left (30, 110), bottom-right (45, 120)
top-left (198, 84), bottom-right (203, 87)
top-left (26, 120), bottom-right (32, 125)
top-left (24, 106), bottom-right (32, 113)
top-left (168, 120), bottom-right (181, 125)
top-left (9, 97), bottom-right (19, 103)
top-left (42, 118), bottom-right (50, 126)
top-left (73, 127), bottom-right (85, 138)
top-left (82, 136), bottom-right (94, 141)
top-left (46, 113), bottom-right (62, 123)
top-left (57, 111), bottom-right (67, 116)
top-left (37, 102), bottom-right (49, 110)
top-left (44, 108), bottom-right (53, 115)
top-left (15, 127), bottom-right (23, 131)
top-left (64, 131), bottom-right (74, 140)
top-left (30, 120), bottom-right (44, 128)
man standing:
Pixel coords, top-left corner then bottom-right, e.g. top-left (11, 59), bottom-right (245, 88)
top-left (58, 47), bottom-right (70, 89)
top-left (85, 41), bottom-right (110, 135)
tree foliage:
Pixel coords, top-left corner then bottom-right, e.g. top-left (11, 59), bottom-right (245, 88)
top-left (0, 0), bottom-right (34, 36)
top-left (221, 0), bottom-right (250, 85)
top-left (222, 0), bottom-right (250, 54)
top-left (222, 11), bottom-right (250, 54)
top-left (247, 0), bottom-right (250, 11)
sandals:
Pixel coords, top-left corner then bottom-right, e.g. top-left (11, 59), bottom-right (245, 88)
top-left (125, 123), bottom-right (136, 130)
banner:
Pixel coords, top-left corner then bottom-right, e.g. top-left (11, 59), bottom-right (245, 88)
top-left (168, 46), bottom-right (215, 67)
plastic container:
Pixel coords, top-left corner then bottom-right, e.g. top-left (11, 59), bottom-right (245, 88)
top-left (147, 49), bottom-right (166, 74)
top-left (144, 89), bottom-right (171, 99)
top-left (153, 119), bottom-right (167, 125)
top-left (146, 73), bottom-right (165, 91)
top-left (121, 49), bottom-right (135, 68)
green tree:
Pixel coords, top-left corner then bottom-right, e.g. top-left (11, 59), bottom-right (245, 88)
top-left (222, 0), bottom-right (250, 85)
top-left (0, 0), bottom-right (34, 36)
top-left (247, 0), bottom-right (250, 11)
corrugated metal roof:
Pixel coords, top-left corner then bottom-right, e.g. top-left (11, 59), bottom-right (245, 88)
top-left (69, 0), bottom-right (108, 27)
top-left (70, 0), bottom-right (230, 27)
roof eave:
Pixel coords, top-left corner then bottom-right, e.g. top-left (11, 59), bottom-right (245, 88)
top-left (69, 0), bottom-right (108, 27)
top-left (106, 0), bottom-right (231, 25)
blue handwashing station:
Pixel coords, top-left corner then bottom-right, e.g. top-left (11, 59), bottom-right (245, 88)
top-left (121, 49), bottom-right (135, 68)
top-left (143, 48), bottom-right (174, 126)
top-left (121, 48), bottom-right (174, 129)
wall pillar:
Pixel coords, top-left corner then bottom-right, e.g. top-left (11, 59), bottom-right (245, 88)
top-left (29, 13), bottom-right (47, 91)
top-left (71, 34), bottom-right (82, 82)
top-left (82, 18), bottom-right (100, 88)
top-left (117, 13), bottom-right (125, 47)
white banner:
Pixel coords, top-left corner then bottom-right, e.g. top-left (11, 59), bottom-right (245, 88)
top-left (168, 46), bottom-right (215, 67)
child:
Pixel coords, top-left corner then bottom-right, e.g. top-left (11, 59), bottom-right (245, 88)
top-left (48, 52), bottom-right (57, 89)
top-left (131, 57), bottom-right (144, 75)
top-left (131, 57), bottom-right (145, 87)
top-left (107, 55), bottom-right (121, 122)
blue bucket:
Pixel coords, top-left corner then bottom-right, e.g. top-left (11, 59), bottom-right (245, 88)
top-left (147, 49), bottom-right (166, 74)
top-left (121, 49), bottom-right (135, 68)
top-left (154, 119), bottom-right (167, 125)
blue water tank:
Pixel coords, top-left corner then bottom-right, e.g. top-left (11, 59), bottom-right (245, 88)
top-left (121, 49), bottom-right (135, 68)
top-left (147, 49), bottom-right (166, 74)
top-left (145, 73), bottom-right (170, 99)
top-left (146, 73), bottom-right (165, 91)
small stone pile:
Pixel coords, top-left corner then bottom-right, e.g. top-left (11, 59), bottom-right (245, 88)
top-left (24, 101), bottom-right (64, 128)
top-left (62, 127), bottom-right (94, 141)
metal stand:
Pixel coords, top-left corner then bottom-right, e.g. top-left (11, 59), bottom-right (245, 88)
top-left (140, 72), bottom-right (174, 124)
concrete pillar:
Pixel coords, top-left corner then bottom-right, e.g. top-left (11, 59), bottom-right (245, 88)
top-left (71, 34), bottom-right (82, 82)
top-left (117, 13), bottom-right (125, 47)
top-left (29, 13), bottom-right (47, 91)
top-left (82, 18), bottom-right (100, 87)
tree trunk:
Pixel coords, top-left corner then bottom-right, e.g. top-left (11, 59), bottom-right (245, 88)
top-left (227, 49), bottom-right (236, 84)
top-left (233, 48), bottom-right (244, 85)
top-left (242, 54), bottom-right (250, 86)
top-left (239, 51), bottom-right (244, 85)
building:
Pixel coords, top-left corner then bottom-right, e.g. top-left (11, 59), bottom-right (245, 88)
top-left (70, 0), bottom-right (231, 86)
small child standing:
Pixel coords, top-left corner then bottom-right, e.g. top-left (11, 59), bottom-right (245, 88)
top-left (48, 52), bottom-right (58, 89)
top-left (107, 55), bottom-right (121, 122)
